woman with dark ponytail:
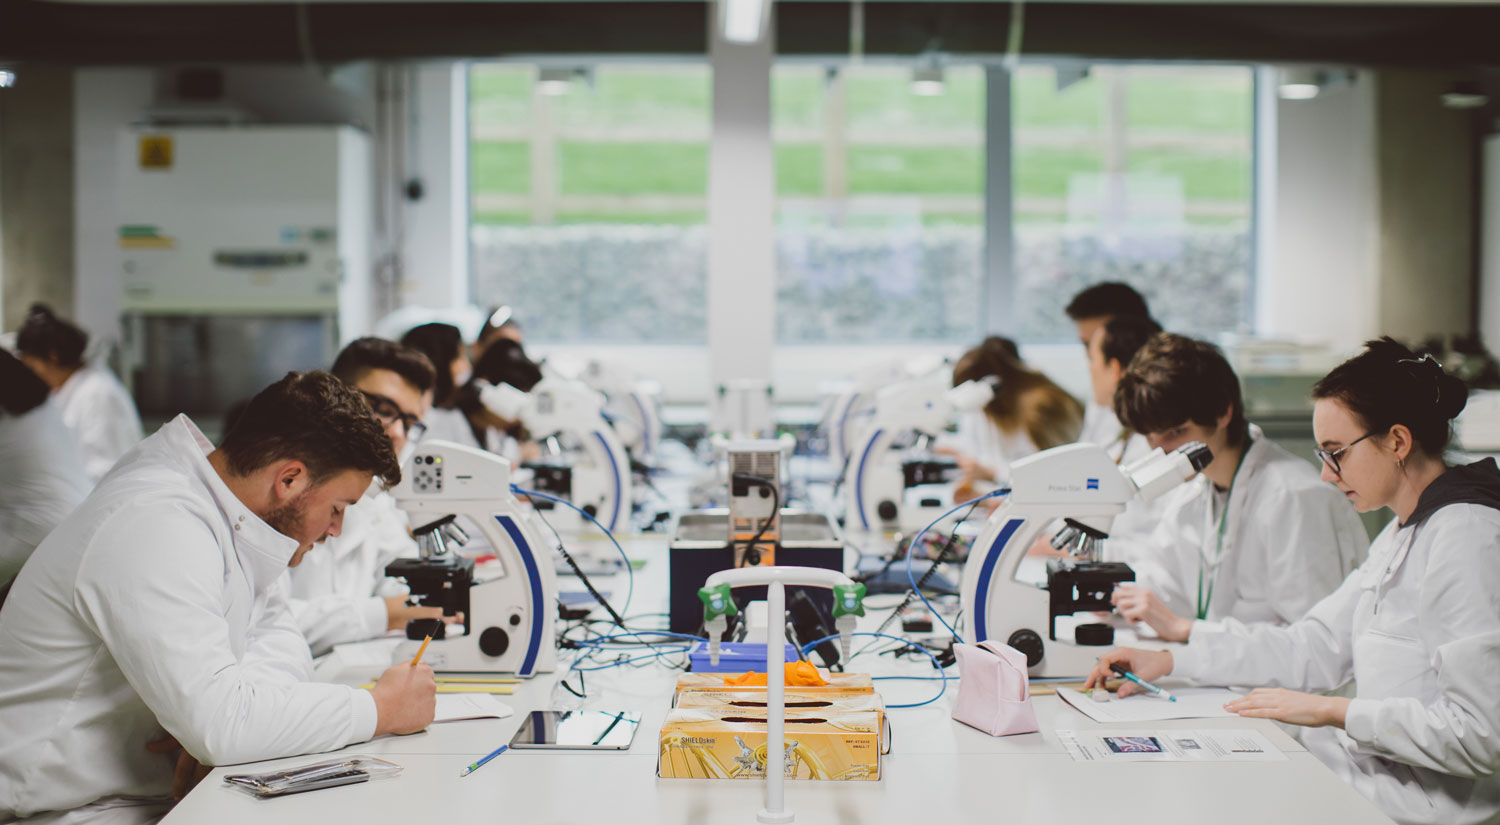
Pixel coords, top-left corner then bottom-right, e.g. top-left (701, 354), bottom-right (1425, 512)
top-left (16, 304), bottom-right (143, 482)
top-left (1090, 337), bottom-right (1500, 825)
top-left (0, 350), bottom-right (90, 604)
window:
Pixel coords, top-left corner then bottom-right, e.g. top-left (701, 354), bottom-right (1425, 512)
top-left (773, 65), bottom-right (987, 345)
top-left (1012, 65), bottom-right (1255, 340)
top-left (469, 65), bottom-right (710, 343)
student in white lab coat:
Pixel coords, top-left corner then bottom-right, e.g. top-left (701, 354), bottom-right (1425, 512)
top-left (944, 336), bottom-right (1083, 498)
top-left (0, 351), bottom-right (91, 606)
top-left (449, 337), bottom-right (545, 464)
top-left (400, 322), bottom-right (477, 451)
top-left (1065, 281), bottom-right (1155, 447)
top-left (0, 371), bottom-right (436, 825)
top-left (284, 338), bottom-right (456, 656)
top-left (1108, 333), bottom-right (1367, 641)
top-left (1088, 338), bottom-right (1500, 825)
top-left (16, 304), bottom-right (144, 483)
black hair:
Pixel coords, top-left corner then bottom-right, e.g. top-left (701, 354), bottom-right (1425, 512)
top-left (470, 338), bottom-right (542, 392)
top-left (1312, 337), bottom-right (1469, 456)
top-left (1098, 315), bottom-right (1164, 369)
top-left (1, 349), bottom-right (51, 415)
top-left (330, 337), bottom-right (437, 395)
top-left (1115, 333), bottom-right (1249, 447)
top-left (16, 304), bottom-right (88, 368)
top-left (400, 323), bottom-right (465, 407)
top-left (1065, 282), bottom-right (1152, 322)
top-left (218, 371), bottom-right (400, 486)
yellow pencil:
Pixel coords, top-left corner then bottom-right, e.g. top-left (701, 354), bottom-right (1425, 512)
top-left (435, 685), bottom-right (515, 695)
top-left (410, 635), bottom-right (433, 667)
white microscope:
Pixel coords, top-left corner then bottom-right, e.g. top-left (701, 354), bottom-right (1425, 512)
top-left (823, 356), bottom-right (947, 469)
top-left (386, 440), bottom-right (558, 676)
top-left (957, 440), bottom-right (1212, 677)
top-left (480, 376), bottom-right (634, 535)
top-left (579, 359), bottom-right (663, 465)
top-left (842, 375), bottom-right (996, 534)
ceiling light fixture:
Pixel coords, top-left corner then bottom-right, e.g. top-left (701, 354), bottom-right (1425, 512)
top-left (722, 0), bottom-right (769, 44)
top-left (1277, 67), bottom-right (1354, 101)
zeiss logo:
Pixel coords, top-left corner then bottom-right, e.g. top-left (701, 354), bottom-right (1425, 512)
top-left (1086, 478), bottom-right (1100, 490)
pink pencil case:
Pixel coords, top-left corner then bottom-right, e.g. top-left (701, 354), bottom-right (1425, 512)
top-left (951, 640), bottom-right (1040, 737)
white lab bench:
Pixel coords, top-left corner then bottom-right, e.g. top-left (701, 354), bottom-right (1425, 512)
top-left (162, 536), bottom-right (1396, 825)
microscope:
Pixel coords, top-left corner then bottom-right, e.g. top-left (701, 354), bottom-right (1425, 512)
top-left (957, 441), bottom-right (1212, 677)
top-left (385, 440), bottom-right (557, 675)
top-left (843, 375), bottom-right (996, 534)
top-left (480, 376), bottom-right (633, 535)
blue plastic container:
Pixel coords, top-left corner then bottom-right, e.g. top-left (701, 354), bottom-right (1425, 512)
top-left (687, 642), bottom-right (801, 673)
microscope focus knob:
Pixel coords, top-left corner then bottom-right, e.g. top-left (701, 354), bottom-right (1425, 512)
top-left (479, 627), bottom-right (510, 658)
top-left (876, 500), bottom-right (899, 522)
top-left (1007, 629), bottom-right (1045, 668)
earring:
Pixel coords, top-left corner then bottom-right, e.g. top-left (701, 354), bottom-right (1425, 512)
top-left (1397, 458), bottom-right (1406, 470)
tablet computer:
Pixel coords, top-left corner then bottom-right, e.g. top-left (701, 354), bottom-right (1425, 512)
top-left (508, 710), bottom-right (643, 750)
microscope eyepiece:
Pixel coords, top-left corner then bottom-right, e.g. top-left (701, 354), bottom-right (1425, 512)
top-left (1175, 441), bottom-right (1214, 472)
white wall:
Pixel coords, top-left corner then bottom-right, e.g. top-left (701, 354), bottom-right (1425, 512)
top-left (706, 8), bottom-right (776, 421)
top-left (1259, 71), bottom-right (1379, 356)
top-left (1483, 134), bottom-right (1500, 348)
top-left (399, 62), bottom-right (470, 310)
top-left (74, 69), bottom-right (155, 345)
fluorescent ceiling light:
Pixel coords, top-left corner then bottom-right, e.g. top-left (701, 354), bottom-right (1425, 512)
top-left (537, 67), bottom-right (573, 96)
top-left (722, 0), bottom-right (767, 44)
top-left (0, 70), bottom-right (15, 89)
top-left (911, 65), bottom-right (944, 96)
top-left (1278, 83), bottom-right (1320, 100)
top-left (1277, 66), bottom-right (1354, 101)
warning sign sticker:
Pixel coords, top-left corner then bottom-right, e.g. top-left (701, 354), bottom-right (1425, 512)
top-left (139, 135), bottom-right (173, 169)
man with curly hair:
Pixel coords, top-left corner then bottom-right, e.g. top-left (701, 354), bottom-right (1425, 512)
top-left (0, 371), bottom-right (437, 825)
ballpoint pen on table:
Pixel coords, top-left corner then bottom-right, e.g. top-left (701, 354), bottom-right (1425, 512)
top-left (459, 745), bottom-right (508, 777)
top-left (1109, 663), bottom-right (1177, 702)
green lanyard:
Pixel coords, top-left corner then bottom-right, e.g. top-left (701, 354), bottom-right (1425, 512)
top-left (1197, 441), bottom-right (1250, 621)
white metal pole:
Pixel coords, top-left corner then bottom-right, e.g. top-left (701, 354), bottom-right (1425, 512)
top-left (758, 579), bottom-right (793, 823)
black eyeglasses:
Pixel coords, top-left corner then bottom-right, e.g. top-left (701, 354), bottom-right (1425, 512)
top-left (1314, 432), bottom-right (1377, 476)
top-left (360, 390), bottom-right (426, 439)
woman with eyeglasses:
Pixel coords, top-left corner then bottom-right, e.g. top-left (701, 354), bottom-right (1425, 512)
top-left (1088, 337), bottom-right (1500, 825)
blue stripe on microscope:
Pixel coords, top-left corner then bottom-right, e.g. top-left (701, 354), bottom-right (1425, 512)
top-left (496, 515), bottom-right (544, 676)
top-left (971, 518), bottom-right (1024, 644)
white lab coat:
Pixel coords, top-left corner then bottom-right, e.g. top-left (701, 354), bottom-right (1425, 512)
top-left (1131, 427), bottom-right (1368, 629)
top-left (1096, 431), bottom-right (1165, 566)
top-left (0, 399), bottom-right (91, 589)
top-left (0, 416), bottom-right (377, 823)
top-left (1174, 499), bottom-right (1500, 825)
top-left (53, 365), bottom-right (144, 483)
top-left (1079, 401), bottom-right (1124, 448)
top-left (283, 486), bottom-right (417, 656)
top-left (946, 410), bottom-right (1036, 486)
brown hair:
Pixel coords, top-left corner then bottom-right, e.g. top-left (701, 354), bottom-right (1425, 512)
top-left (1115, 333), bottom-right (1248, 447)
top-left (218, 371), bottom-right (401, 486)
top-left (953, 337), bottom-right (1084, 450)
top-left (331, 337), bottom-right (436, 395)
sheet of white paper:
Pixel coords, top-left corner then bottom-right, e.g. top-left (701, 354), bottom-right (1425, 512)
top-left (1056, 686), bottom-right (1241, 723)
top-left (1056, 728), bottom-right (1286, 762)
top-left (434, 693), bottom-right (515, 724)
top-left (327, 638), bottom-right (404, 668)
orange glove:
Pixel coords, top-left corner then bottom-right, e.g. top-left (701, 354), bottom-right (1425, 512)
top-left (723, 661), bottom-right (829, 687)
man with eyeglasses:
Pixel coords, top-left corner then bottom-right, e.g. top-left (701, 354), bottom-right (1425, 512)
top-left (282, 337), bottom-right (456, 655)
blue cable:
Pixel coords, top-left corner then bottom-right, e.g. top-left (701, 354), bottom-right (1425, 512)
top-left (797, 631), bottom-right (949, 709)
top-left (903, 488), bottom-right (1009, 645)
top-left (511, 484), bottom-right (634, 617)
top-left (571, 648), bottom-right (694, 672)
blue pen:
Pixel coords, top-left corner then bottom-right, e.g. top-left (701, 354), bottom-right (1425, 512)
top-left (459, 744), bottom-right (509, 777)
top-left (1109, 663), bottom-right (1177, 702)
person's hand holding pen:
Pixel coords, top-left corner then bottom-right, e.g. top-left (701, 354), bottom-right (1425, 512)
top-left (367, 636), bottom-right (436, 736)
top-left (1083, 648), bottom-right (1174, 698)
